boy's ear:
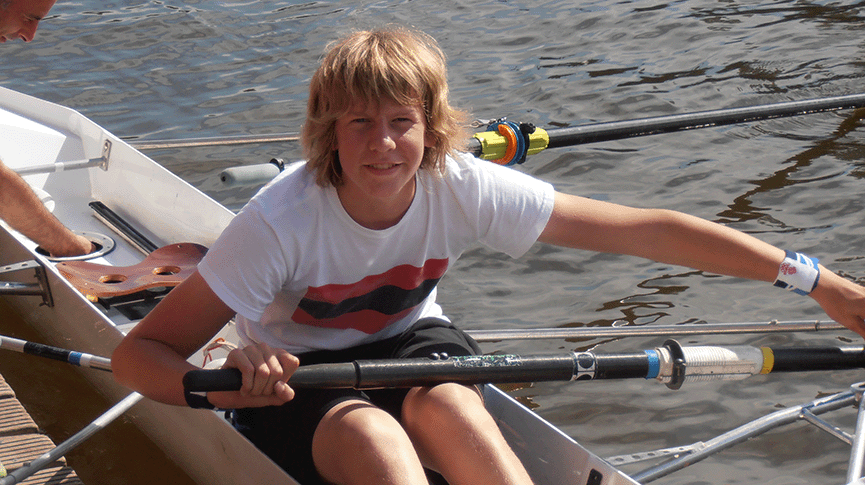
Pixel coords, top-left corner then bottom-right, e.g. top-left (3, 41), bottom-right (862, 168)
top-left (424, 131), bottom-right (436, 148)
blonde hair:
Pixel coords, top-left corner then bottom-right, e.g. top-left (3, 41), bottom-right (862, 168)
top-left (301, 26), bottom-right (470, 187)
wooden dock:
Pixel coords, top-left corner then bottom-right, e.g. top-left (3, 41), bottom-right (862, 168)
top-left (0, 374), bottom-right (83, 485)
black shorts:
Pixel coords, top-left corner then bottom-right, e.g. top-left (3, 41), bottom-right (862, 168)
top-left (230, 318), bottom-right (481, 485)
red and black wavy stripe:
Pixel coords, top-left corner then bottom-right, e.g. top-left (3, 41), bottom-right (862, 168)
top-left (291, 258), bottom-right (448, 334)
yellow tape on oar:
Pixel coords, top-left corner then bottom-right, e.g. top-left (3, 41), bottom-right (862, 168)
top-left (473, 125), bottom-right (549, 164)
top-left (760, 347), bottom-right (775, 374)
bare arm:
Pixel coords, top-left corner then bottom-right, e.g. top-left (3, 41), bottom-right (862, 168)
top-left (112, 270), bottom-right (298, 408)
top-left (538, 192), bottom-right (865, 337)
top-left (0, 160), bottom-right (93, 257)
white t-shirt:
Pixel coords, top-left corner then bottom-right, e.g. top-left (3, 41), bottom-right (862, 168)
top-left (198, 151), bottom-right (555, 354)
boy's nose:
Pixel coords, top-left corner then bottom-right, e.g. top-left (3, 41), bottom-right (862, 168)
top-left (370, 123), bottom-right (397, 151)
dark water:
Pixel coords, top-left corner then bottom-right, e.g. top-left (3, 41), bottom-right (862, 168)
top-left (2, 0), bottom-right (865, 483)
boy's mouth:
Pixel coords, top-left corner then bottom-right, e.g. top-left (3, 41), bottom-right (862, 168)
top-left (366, 163), bottom-right (400, 170)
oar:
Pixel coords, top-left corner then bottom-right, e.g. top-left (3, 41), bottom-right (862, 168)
top-left (469, 92), bottom-right (865, 160)
top-left (128, 132), bottom-right (300, 150)
top-left (0, 393), bottom-right (143, 485)
top-left (0, 334), bottom-right (111, 371)
top-left (465, 319), bottom-right (846, 342)
top-left (0, 335), bottom-right (133, 484)
top-left (4, 332), bottom-right (859, 397)
top-left (183, 341), bottom-right (865, 395)
top-left (217, 92), bottom-right (865, 187)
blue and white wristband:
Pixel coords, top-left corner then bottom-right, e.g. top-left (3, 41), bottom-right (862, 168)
top-left (773, 250), bottom-right (821, 296)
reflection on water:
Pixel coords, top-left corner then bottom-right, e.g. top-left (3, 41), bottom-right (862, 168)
top-left (1, 0), bottom-right (864, 483)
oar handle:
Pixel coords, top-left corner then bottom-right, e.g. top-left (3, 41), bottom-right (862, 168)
top-left (182, 352), bottom-right (646, 392)
top-left (182, 354), bottom-right (583, 392)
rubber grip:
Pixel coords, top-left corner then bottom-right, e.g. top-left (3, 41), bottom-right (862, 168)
top-left (183, 368), bottom-right (243, 393)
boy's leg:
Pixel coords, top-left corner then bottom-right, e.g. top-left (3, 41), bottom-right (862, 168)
top-left (402, 383), bottom-right (535, 485)
top-left (312, 399), bottom-right (430, 485)
top-left (386, 317), bottom-right (533, 484)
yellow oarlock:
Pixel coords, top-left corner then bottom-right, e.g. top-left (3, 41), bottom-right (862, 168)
top-left (473, 126), bottom-right (550, 162)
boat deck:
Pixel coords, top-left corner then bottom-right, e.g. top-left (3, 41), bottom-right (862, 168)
top-left (0, 374), bottom-right (83, 485)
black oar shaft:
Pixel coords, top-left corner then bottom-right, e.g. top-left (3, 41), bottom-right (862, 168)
top-left (344, 354), bottom-right (581, 388)
top-left (769, 346), bottom-right (865, 372)
top-left (467, 93), bottom-right (865, 155)
top-left (594, 354), bottom-right (652, 380)
top-left (184, 352), bottom-right (654, 392)
top-left (183, 354), bottom-right (586, 392)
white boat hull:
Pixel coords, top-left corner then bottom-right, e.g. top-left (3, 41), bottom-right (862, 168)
top-left (0, 86), bottom-right (636, 485)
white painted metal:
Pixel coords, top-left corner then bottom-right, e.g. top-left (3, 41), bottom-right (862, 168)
top-left (484, 385), bottom-right (639, 484)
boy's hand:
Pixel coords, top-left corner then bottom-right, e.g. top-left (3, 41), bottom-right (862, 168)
top-left (208, 342), bottom-right (300, 408)
top-left (809, 268), bottom-right (865, 339)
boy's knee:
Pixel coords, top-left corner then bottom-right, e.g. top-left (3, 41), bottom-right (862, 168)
top-left (313, 400), bottom-right (424, 484)
top-left (402, 383), bottom-right (485, 432)
top-left (316, 400), bottom-right (403, 449)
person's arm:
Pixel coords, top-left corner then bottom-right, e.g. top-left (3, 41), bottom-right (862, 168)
top-left (111, 270), bottom-right (298, 408)
top-left (538, 192), bottom-right (865, 337)
top-left (0, 160), bottom-right (93, 257)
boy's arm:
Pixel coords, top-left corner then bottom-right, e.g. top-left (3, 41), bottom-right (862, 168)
top-left (112, 270), bottom-right (297, 408)
top-left (538, 192), bottom-right (865, 337)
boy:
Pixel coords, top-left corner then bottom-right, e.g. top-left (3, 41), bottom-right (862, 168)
top-left (112, 27), bottom-right (865, 485)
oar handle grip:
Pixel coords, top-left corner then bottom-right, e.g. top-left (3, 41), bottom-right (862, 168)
top-left (181, 364), bottom-right (360, 393)
top-left (181, 364), bottom-right (361, 392)
top-left (183, 368), bottom-right (242, 393)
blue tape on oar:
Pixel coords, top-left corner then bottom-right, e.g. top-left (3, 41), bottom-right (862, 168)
top-left (68, 352), bottom-right (83, 366)
top-left (16, 339), bottom-right (112, 371)
top-left (644, 349), bottom-right (660, 379)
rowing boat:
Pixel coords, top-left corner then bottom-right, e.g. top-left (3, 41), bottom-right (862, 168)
top-left (0, 86), bottom-right (639, 484)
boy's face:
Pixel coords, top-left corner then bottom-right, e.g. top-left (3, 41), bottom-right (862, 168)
top-left (333, 98), bottom-right (433, 226)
